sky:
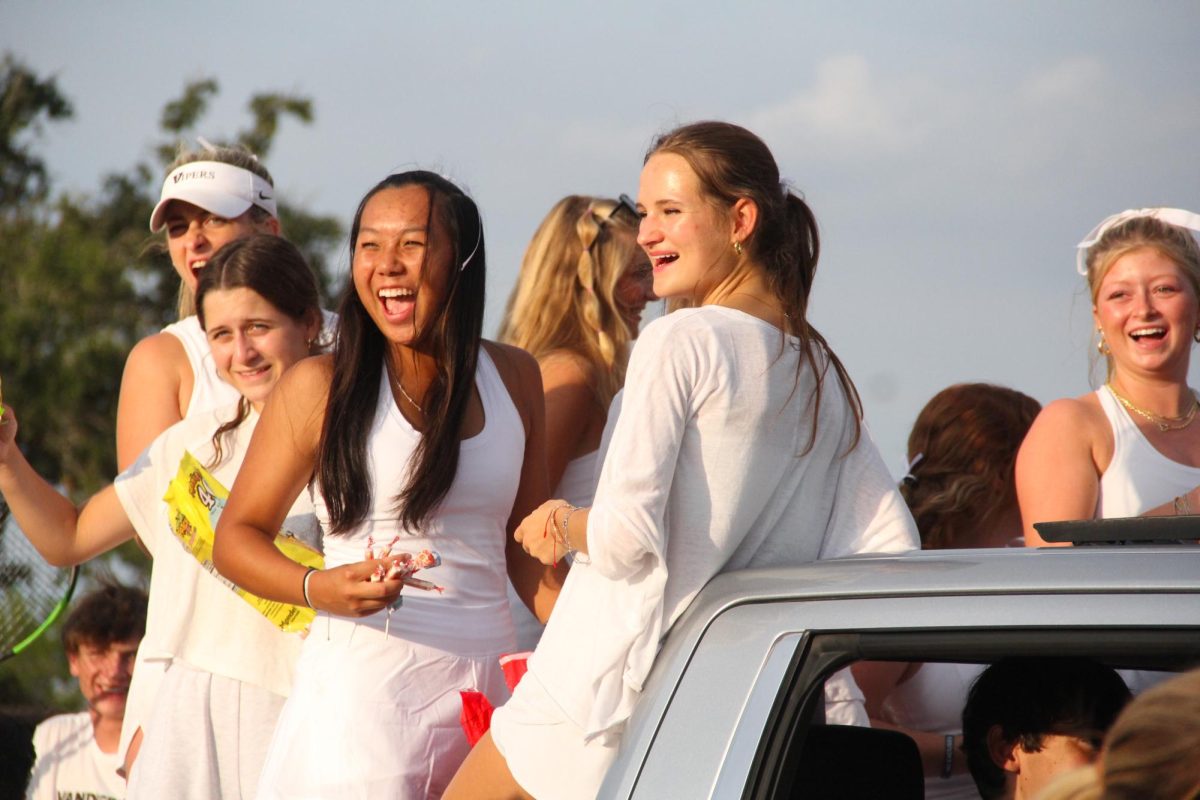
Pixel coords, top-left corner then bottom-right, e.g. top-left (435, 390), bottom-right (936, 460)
top-left (4, 1), bottom-right (1200, 472)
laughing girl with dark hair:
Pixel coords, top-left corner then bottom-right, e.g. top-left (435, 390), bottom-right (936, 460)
top-left (214, 171), bottom-right (563, 798)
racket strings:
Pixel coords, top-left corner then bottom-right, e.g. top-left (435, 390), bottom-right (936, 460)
top-left (0, 506), bottom-right (75, 652)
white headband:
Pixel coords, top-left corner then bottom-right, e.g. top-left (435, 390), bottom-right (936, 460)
top-left (149, 160), bottom-right (278, 232)
top-left (1075, 207), bottom-right (1200, 276)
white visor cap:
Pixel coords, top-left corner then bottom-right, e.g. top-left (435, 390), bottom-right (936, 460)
top-left (149, 161), bottom-right (278, 232)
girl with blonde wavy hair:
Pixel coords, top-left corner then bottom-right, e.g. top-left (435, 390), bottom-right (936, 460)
top-left (497, 195), bottom-right (653, 648)
top-left (499, 196), bottom-right (652, 498)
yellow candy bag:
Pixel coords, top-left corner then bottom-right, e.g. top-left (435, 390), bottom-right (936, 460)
top-left (162, 451), bottom-right (322, 633)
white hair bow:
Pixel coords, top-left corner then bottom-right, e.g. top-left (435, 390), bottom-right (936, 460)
top-left (1075, 207), bottom-right (1200, 276)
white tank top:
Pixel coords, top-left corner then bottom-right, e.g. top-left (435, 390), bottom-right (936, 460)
top-left (162, 316), bottom-right (240, 416)
top-left (314, 349), bottom-right (524, 656)
top-left (882, 662), bottom-right (985, 800)
top-left (556, 449), bottom-right (599, 507)
top-left (1096, 386), bottom-right (1200, 517)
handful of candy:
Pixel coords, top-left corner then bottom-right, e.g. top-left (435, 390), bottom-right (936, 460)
top-left (364, 536), bottom-right (443, 635)
top-left (364, 536), bottom-right (444, 592)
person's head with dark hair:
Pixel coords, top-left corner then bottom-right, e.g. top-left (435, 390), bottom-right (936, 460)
top-left (962, 657), bottom-right (1131, 800)
top-left (320, 170), bottom-right (486, 534)
top-left (639, 120), bottom-right (863, 452)
top-left (60, 583), bottom-right (147, 725)
top-left (195, 234), bottom-right (322, 340)
top-left (194, 234), bottom-right (325, 465)
top-left (901, 383), bottom-right (1041, 549)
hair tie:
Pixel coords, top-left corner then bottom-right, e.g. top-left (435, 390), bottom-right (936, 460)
top-left (1075, 207), bottom-right (1200, 276)
top-left (901, 452), bottom-right (924, 486)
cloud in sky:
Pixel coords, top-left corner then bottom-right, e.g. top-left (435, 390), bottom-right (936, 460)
top-left (744, 52), bottom-right (1129, 173)
top-left (749, 53), bottom-right (939, 158)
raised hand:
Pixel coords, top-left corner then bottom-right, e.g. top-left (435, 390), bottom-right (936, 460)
top-left (0, 402), bottom-right (18, 463)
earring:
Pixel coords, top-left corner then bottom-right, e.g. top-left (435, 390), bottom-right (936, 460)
top-left (1096, 330), bottom-right (1111, 356)
top-left (733, 240), bottom-right (743, 256)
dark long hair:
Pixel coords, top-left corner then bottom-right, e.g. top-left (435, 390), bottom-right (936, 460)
top-left (196, 234), bottom-right (321, 466)
top-left (319, 171), bottom-right (486, 534)
top-left (647, 120), bottom-right (863, 451)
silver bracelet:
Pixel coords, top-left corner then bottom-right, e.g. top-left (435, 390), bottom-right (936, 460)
top-left (561, 506), bottom-right (591, 564)
top-left (302, 567), bottom-right (318, 610)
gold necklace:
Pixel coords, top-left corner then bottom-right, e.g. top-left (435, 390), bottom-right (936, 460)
top-left (1106, 383), bottom-right (1199, 432)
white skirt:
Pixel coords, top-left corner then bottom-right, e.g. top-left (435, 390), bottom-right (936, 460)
top-left (256, 613), bottom-right (512, 800)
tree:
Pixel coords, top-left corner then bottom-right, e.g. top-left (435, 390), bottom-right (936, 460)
top-left (0, 55), bottom-right (343, 711)
top-left (0, 54), bottom-right (73, 211)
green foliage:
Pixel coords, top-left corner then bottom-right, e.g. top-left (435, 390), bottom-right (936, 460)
top-left (0, 54), bottom-right (341, 711)
top-left (0, 54), bottom-right (73, 210)
top-left (240, 94), bottom-right (314, 160)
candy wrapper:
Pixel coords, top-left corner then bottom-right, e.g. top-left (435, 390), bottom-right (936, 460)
top-left (364, 536), bottom-right (444, 591)
top-left (363, 537), bottom-right (443, 635)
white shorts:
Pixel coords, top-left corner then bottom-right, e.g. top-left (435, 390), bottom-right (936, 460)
top-left (126, 660), bottom-right (285, 800)
top-left (490, 669), bottom-right (621, 800)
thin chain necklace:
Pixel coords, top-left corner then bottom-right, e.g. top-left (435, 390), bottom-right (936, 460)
top-left (1106, 383), bottom-right (1199, 432)
top-left (390, 371), bottom-right (424, 414)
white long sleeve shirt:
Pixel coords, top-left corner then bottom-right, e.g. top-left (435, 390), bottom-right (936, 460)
top-left (529, 306), bottom-right (918, 737)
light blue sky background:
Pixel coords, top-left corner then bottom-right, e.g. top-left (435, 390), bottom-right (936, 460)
top-left (4, 2), bottom-right (1199, 472)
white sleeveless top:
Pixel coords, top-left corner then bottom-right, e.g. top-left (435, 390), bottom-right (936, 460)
top-left (313, 349), bottom-right (524, 656)
top-left (557, 449), bottom-right (599, 507)
top-left (882, 662), bottom-right (985, 800)
top-left (163, 316), bottom-right (240, 416)
top-left (1096, 386), bottom-right (1200, 517)
top-left (163, 311), bottom-right (338, 417)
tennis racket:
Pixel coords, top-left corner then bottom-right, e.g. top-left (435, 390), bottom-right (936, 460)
top-left (0, 498), bottom-right (80, 663)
